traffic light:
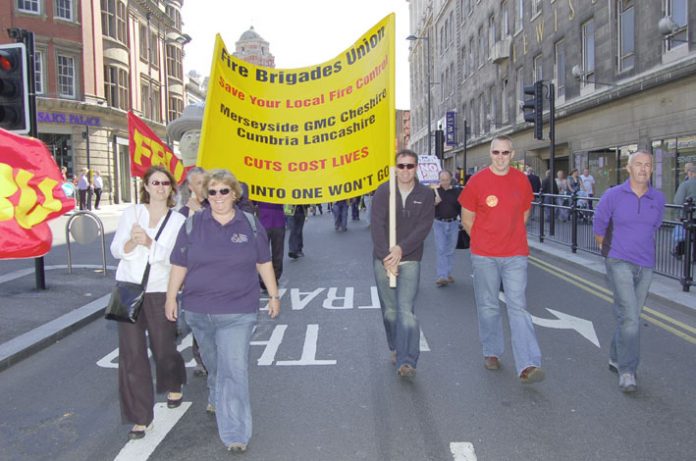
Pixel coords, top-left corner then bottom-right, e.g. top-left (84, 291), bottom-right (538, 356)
top-left (522, 80), bottom-right (544, 140)
top-left (0, 43), bottom-right (30, 133)
top-left (434, 129), bottom-right (445, 159)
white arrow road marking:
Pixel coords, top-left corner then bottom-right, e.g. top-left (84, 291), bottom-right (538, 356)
top-left (114, 402), bottom-right (191, 461)
top-left (498, 293), bottom-right (600, 348)
top-left (419, 329), bottom-right (430, 351)
top-left (450, 442), bottom-right (477, 460)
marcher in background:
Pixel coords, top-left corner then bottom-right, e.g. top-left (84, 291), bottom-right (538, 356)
top-left (541, 169), bottom-right (558, 221)
top-left (351, 196), bottom-right (361, 221)
top-left (110, 165), bottom-right (187, 440)
top-left (459, 135), bottom-right (545, 384)
top-left (77, 168), bottom-right (91, 210)
top-left (593, 151), bottom-right (665, 393)
top-left (176, 166), bottom-right (209, 378)
top-left (371, 149), bottom-right (435, 378)
top-left (93, 170), bottom-right (104, 210)
top-left (556, 170), bottom-right (570, 221)
top-left (333, 199), bottom-right (349, 232)
top-left (256, 201), bottom-right (286, 287)
top-left (568, 169), bottom-right (582, 195)
top-left (166, 169), bottom-right (280, 453)
top-left (433, 169), bottom-right (462, 287)
top-left (671, 166), bottom-right (696, 259)
top-left (526, 167), bottom-right (542, 194)
top-left (287, 204), bottom-right (306, 259)
top-left (580, 168), bottom-right (596, 210)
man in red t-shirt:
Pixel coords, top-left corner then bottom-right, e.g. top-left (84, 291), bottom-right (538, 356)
top-left (458, 135), bottom-right (544, 384)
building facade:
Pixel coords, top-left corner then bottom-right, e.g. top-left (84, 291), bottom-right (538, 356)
top-left (408, 0), bottom-right (696, 201)
top-left (1, 0), bottom-right (190, 204)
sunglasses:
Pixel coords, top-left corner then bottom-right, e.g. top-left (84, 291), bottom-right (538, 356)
top-left (208, 188), bottom-right (231, 196)
top-left (491, 150), bottom-right (512, 156)
top-left (396, 163), bottom-right (417, 170)
top-left (150, 180), bottom-right (171, 186)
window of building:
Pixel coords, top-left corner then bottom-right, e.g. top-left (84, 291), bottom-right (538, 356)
top-left (489, 15), bottom-right (497, 54)
top-left (166, 4), bottom-right (182, 30)
top-left (501, 2), bottom-right (509, 37)
top-left (664, 0), bottom-right (688, 51)
top-left (469, 100), bottom-right (476, 136)
top-left (461, 45), bottom-right (467, 77)
top-left (56, 0), bottom-right (73, 20)
top-left (478, 26), bottom-right (486, 67)
top-left (501, 78), bottom-right (509, 123)
top-left (105, 65), bottom-right (129, 110)
top-left (532, 0), bottom-right (542, 16)
top-left (618, 0), bottom-right (635, 72)
top-left (516, 66), bottom-right (524, 119)
top-left (166, 45), bottom-right (183, 80)
top-left (533, 54), bottom-right (543, 82)
top-left (489, 87), bottom-right (497, 129)
top-left (34, 50), bottom-right (44, 95)
top-left (516, 0), bottom-right (524, 32)
top-left (17, 0), bottom-right (39, 14)
top-left (141, 81), bottom-right (161, 122)
top-left (169, 95), bottom-right (183, 122)
top-left (101, 0), bottom-right (127, 42)
top-left (449, 11), bottom-right (454, 47)
top-left (479, 93), bottom-right (485, 133)
top-left (554, 39), bottom-right (566, 97)
top-left (469, 36), bottom-right (475, 74)
top-left (139, 24), bottom-right (148, 61)
top-left (581, 19), bottom-right (595, 83)
top-left (57, 54), bottom-right (76, 98)
top-left (150, 32), bottom-right (159, 68)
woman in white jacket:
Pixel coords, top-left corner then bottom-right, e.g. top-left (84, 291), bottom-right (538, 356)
top-left (110, 165), bottom-right (186, 440)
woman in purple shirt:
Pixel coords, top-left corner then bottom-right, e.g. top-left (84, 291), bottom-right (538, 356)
top-left (165, 169), bottom-right (280, 453)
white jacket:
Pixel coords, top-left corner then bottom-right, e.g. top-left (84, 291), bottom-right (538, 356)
top-left (110, 204), bottom-right (185, 292)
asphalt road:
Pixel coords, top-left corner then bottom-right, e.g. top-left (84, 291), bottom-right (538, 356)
top-left (1, 210), bottom-right (695, 460)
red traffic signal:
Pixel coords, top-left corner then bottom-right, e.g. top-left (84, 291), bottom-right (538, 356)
top-left (0, 43), bottom-right (30, 134)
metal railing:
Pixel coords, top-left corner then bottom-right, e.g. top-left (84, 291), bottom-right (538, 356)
top-left (527, 193), bottom-right (695, 292)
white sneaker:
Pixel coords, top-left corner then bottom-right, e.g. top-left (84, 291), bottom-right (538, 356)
top-left (619, 373), bottom-right (637, 393)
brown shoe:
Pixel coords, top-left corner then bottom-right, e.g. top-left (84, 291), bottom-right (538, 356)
top-left (447, 276), bottom-right (455, 284)
top-left (397, 364), bottom-right (416, 377)
top-left (520, 366), bottom-right (545, 384)
top-left (436, 278), bottom-right (448, 287)
top-left (484, 356), bottom-right (501, 370)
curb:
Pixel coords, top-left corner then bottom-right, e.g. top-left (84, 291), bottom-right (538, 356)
top-left (0, 294), bottom-right (109, 372)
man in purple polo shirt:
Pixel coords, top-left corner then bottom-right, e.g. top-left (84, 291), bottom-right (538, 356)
top-left (593, 151), bottom-right (665, 393)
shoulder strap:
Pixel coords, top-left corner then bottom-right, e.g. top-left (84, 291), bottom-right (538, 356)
top-left (243, 210), bottom-right (257, 237)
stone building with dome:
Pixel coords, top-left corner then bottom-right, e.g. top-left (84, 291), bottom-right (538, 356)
top-left (233, 26), bottom-right (275, 68)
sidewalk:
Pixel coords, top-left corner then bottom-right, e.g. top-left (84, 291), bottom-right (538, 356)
top-left (1, 206), bottom-right (694, 373)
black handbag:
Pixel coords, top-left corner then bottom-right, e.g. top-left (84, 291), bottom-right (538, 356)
top-left (456, 227), bottom-right (470, 250)
top-left (105, 210), bottom-right (172, 323)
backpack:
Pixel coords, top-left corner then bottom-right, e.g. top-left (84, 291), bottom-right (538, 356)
top-left (185, 210), bottom-right (257, 237)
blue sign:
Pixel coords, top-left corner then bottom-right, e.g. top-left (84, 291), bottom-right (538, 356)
top-left (446, 111), bottom-right (456, 146)
top-left (38, 111), bottom-right (101, 127)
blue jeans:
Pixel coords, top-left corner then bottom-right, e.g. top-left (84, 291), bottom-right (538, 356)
top-left (184, 311), bottom-right (257, 446)
top-left (605, 258), bottom-right (653, 374)
top-left (471, 255), bottom-right (542, 375)
top-left (433, 219), bottom-right (459, 279)
top-left (373, 259), bottom-right (421, 368)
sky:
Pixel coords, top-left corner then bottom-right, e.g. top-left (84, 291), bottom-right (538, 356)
top-left (180, 0), bottom-right (412, 109)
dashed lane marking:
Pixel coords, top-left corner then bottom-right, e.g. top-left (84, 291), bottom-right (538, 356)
top-left (450, 442), bottom-right (477, 460)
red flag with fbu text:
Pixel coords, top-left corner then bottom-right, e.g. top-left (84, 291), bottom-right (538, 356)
top-left (127, 111), bottom-right (186, 184)
top-left (0, 128), bottom-right (75, 259)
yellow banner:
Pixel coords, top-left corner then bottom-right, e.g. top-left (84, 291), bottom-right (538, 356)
top-left (198, 14), bottom-right (396, 204)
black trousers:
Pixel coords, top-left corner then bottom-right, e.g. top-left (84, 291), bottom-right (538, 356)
top-left (78, 189), bottom-right (89, 210)
top-left (267, 226), bottom-right (286, 280)
top-left (94, 188), bottom-right (102, 209)
top-left (118, 292), bottom-right (186, 426)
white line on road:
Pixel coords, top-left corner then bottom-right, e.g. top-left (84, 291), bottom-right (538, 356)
top-left (113, 402), bottom-right (191, 461)
top-left (450, 442), bottom-right (477, 460)
top-left (419, 329), bottom-right (431, 352)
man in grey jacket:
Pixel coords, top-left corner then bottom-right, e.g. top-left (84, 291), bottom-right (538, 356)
top-left (370, 149), bottom-right (435, 378)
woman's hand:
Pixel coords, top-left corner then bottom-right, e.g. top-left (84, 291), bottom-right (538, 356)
top-left (130, 224), bottom-right (151, 247)
top-left (267, 298), bottom-right (280, 319)
top-left (164, 297), bottom-right (178, 322)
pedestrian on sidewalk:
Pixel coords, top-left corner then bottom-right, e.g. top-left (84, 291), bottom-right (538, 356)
top-left (371, 149), bottom-right (435, 378)
top-left (594, 151), bottom-right (665, 393)
top-left (93, 170), bottom-right (103, 209)
top-left (77, 168), bottom-right (91, 210)
top-left (459, 135), bottom-right (545, 384)
top-left (165, 169), bottom-right (280, 453)
top-left (433, 169), bottom-right (461, 287)
top-left (110, 165), bottom-right (187, 440)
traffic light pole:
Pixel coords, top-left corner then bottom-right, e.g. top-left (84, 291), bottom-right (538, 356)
top-left (548, 82), bottom-right (556, 238)
top-left (9, 28), bottom-right (45, 289)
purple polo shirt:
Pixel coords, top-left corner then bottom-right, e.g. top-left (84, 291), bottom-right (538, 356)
top-left (170, 207), bottom-right (271, 314)
top-left (255, 202), bottom-right (286, 229)
top-left (593, 180), bottom-right (665, 268)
